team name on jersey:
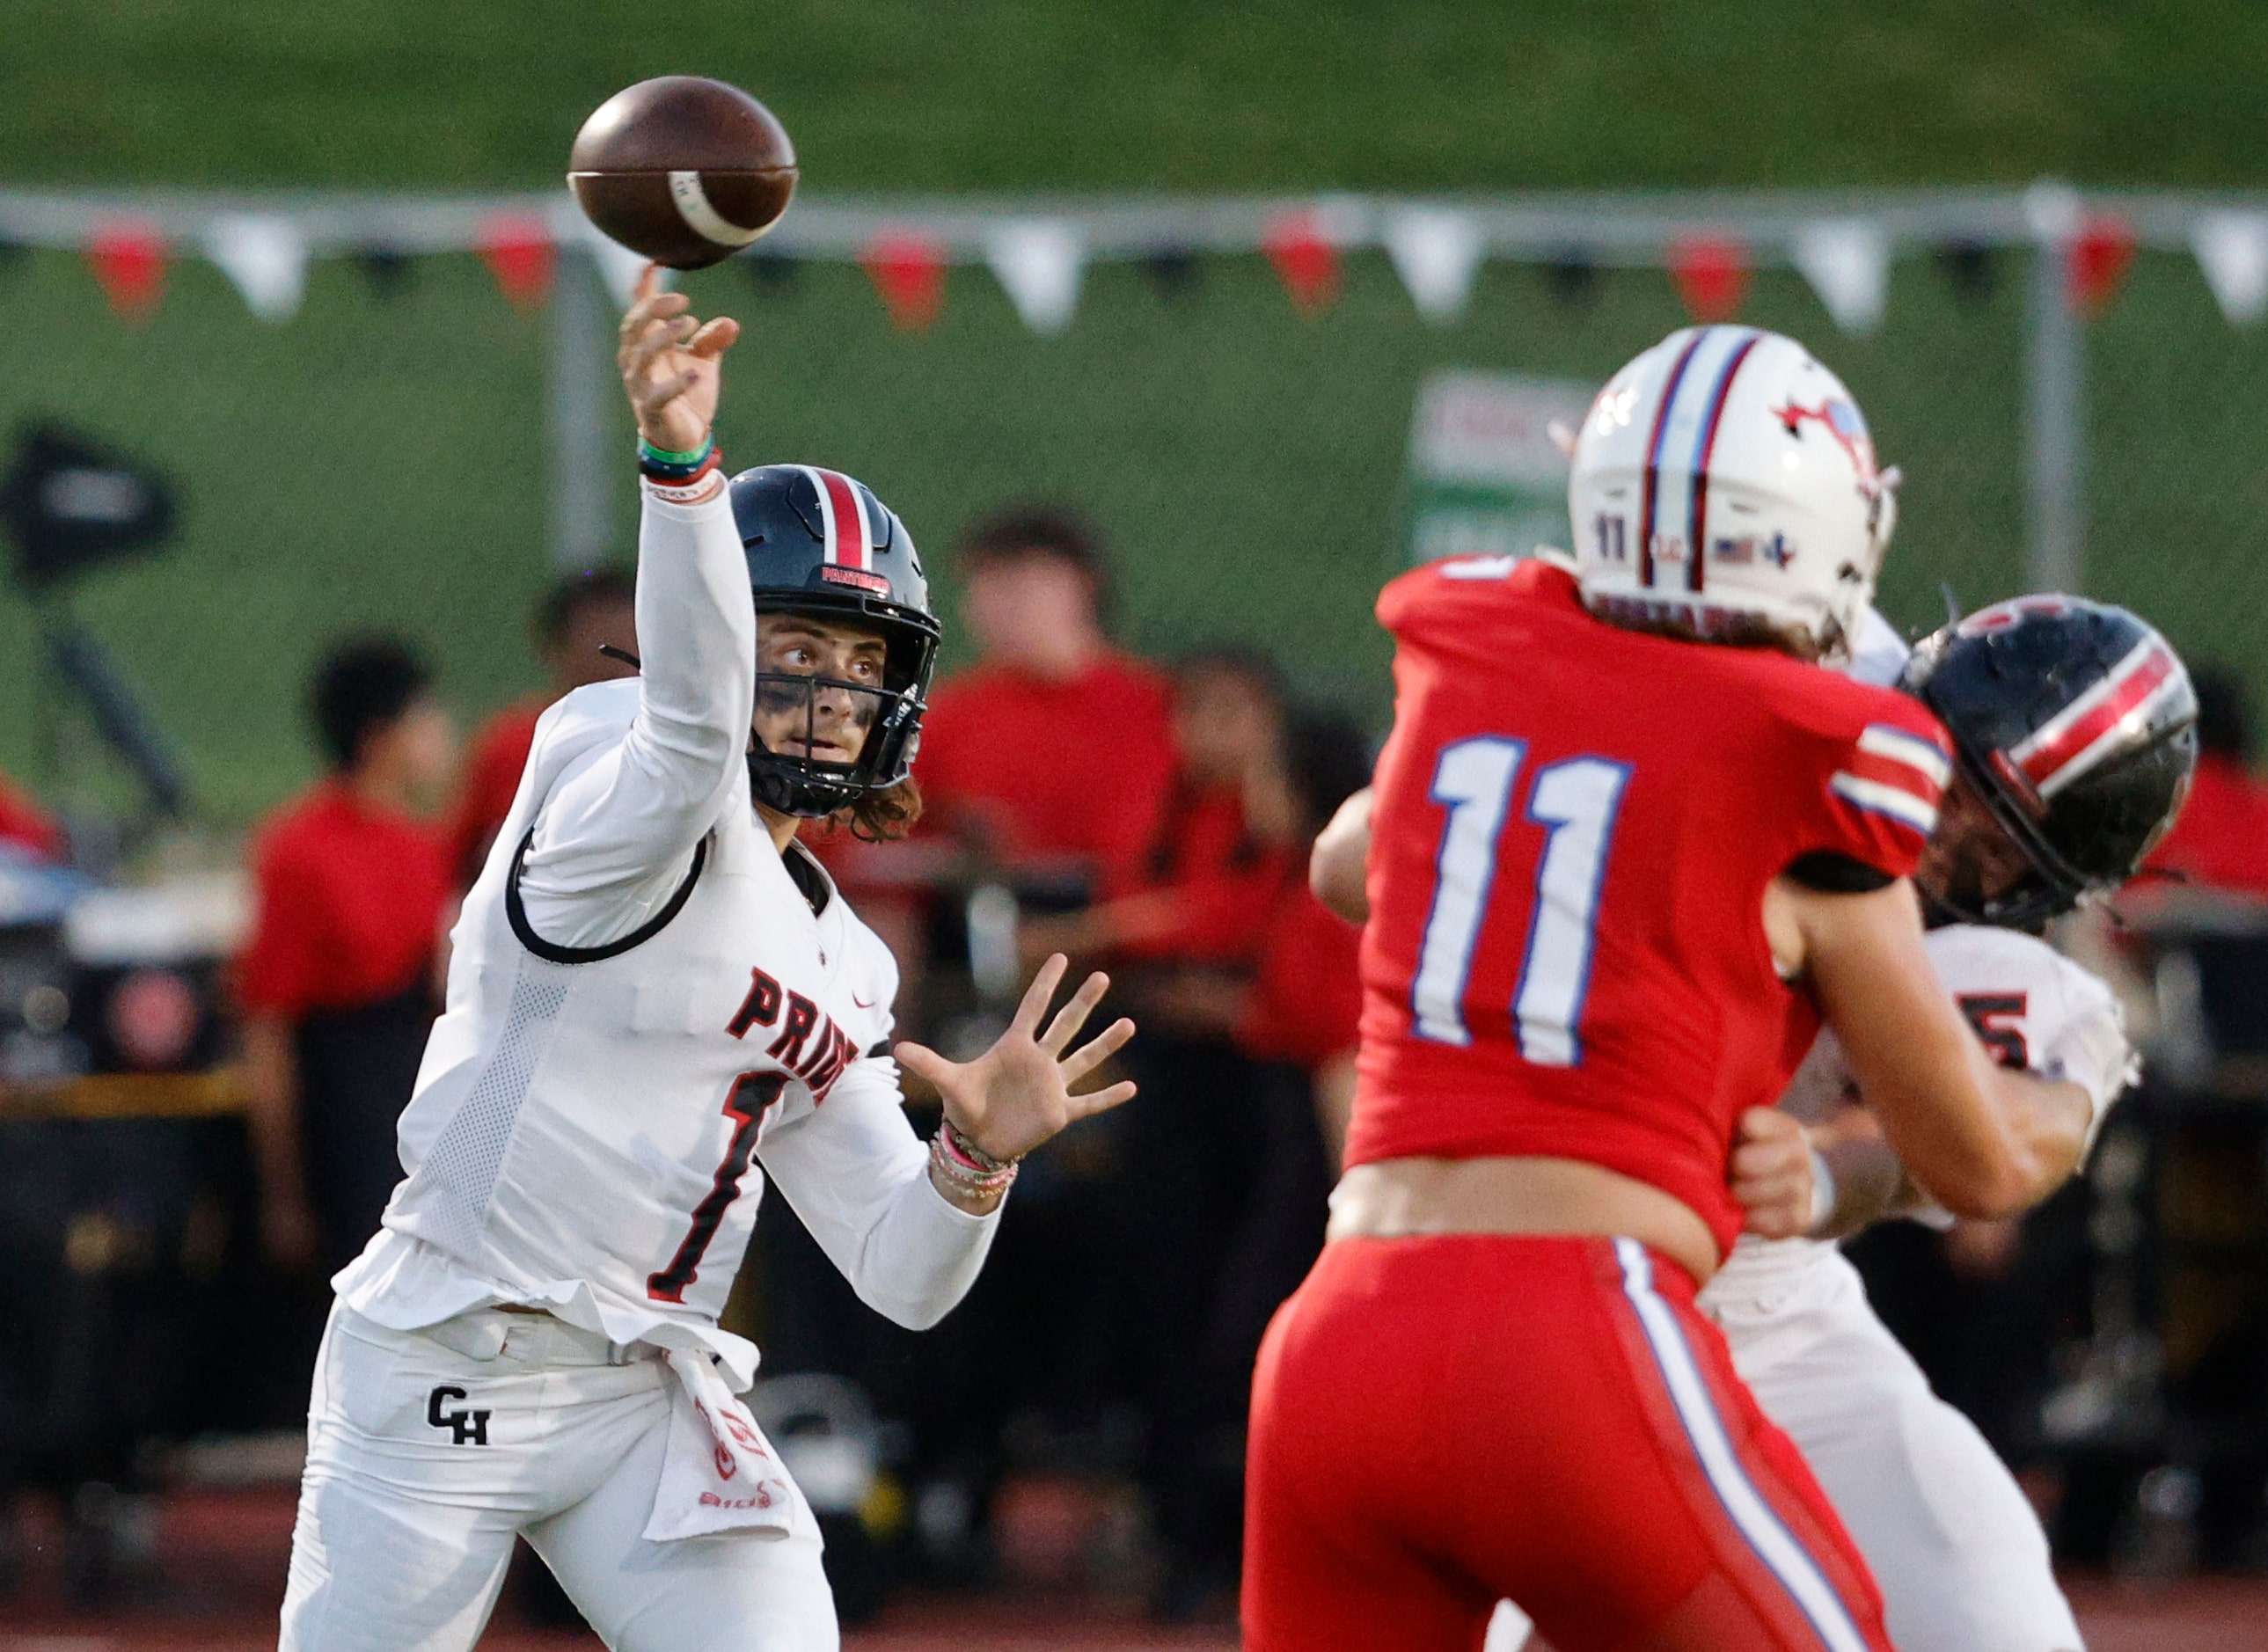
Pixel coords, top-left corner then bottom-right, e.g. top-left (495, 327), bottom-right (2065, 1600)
top-left (727, 967), bottom-right (860, 1101)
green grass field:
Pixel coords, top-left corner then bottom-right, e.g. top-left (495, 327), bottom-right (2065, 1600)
top-left (5, 2), bottom-right (2266, 190)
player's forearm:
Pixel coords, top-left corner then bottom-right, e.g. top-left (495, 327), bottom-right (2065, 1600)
top-left (516, 483), bottom-right (757, 942)
top-left (1815, 1070), bottom-right (2086, 1239)
top-left (1979, 1068), bottom-right (2090, 1204)
top-left (759, 1062), bottom-right (1003, 1330)
top-left (832, 1160), bottom-right (1001, 1328)
top-left (626, 479), bottom-right (757, 800)
top-left (1799, 881), bottom-right (2042, 1218)
top-left (1310, 787), bottom-right (1372, 924)
top-left (1805, 1112), bottom-right (1920, 1239)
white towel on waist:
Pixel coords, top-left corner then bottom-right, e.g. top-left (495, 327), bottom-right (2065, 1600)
top-left (642, 1348), bottom-right (799, 1542)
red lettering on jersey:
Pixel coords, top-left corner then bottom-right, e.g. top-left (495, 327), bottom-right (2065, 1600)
top-left (766, 993), bottom-right (821, 1067)
top-left (800, 1022), bottom-right (856, 1102)
top-left (727, 967), bottom-right (783, 1037)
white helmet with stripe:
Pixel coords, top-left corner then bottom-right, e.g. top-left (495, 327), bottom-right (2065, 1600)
top-left (1569, 326), bottom-right (1899, 662)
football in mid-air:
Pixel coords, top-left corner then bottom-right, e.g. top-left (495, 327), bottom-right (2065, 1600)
top-left (568, 77), bottom-right (797, 269)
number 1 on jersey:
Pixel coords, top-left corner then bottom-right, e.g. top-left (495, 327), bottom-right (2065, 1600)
top-left (1411, 738), bottom-right (1630, 1066)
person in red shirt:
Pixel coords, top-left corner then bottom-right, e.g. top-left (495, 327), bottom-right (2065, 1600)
top-left (1022, 650), bottom-right (1323, 1618)
top-left (448, 567), bottom-right (639, 885)
top-left (1243, 327), bottom-right (2089, 1652)
top-left (914, 508), bottom-right (1175, 893)
top-left (2144, 664), bottom-right (2268, 901)
top-left (238, 638), bottom-right (455, 1276)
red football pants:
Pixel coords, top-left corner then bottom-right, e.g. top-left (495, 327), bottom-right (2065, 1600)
top-left (1243, 1234), bottom-right (1892, 1652)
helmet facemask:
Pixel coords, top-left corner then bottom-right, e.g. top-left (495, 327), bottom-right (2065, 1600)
top-left (746, 598), bottom-right (934, 820)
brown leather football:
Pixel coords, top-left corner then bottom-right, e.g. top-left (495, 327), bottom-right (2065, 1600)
top-left (568, 77), bottom-right (797, 269)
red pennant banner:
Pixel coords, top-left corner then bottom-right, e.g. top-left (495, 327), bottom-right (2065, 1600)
top-left (87, 221), bottom-right (168, 323)
top-left (1264, 212), bottom-right (1340, 314)
top-left (2067, 214), bottom-right (2138, 318)
top-left (1669, 234), bottom-right (1750, 322)
top-left (479, 216), bottom-right (555, 311)
top-left (862, 233), bottom-right (947, 332)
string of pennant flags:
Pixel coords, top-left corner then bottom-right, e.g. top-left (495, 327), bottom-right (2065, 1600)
top-left (17, 184), bottom-right (2268, 334)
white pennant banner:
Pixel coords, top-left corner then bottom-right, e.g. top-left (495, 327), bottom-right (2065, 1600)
top-left (1384, 208), bottom-right (1484, 325)
top-left (985, 220), bottom-right (1083, 335)
top-left (203, 214), bottom-right (306, 322)
top-left (583, 224), bottom-right (663, 309)
top-left (1792, 218), bottom-right (1889, 335)
top-left (2193, 211), bottom-right (2268, 325)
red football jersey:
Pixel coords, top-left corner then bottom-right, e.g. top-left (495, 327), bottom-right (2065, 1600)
top-left (1346, 557), bottom-right (1951, 1254)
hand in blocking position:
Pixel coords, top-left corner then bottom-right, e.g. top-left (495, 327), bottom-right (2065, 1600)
top-left (896, 954), bottom-right (1137, 1175)
top-left (618, 265), bottom-right (740, 453)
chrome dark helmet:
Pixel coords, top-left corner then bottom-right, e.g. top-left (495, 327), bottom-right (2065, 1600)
top-left (1900, 595), bottom-right (2198, 927)
top-left (728, 464), bottom-right (940, 818)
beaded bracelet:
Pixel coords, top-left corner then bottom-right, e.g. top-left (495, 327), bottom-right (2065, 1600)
top-left (928, 1123), bottom-right (1017, 1200)
top-left (941, 1117), bottom-right (1017, 1174)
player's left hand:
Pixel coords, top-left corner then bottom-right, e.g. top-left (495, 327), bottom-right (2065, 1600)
top-left (1732, 1106), bottom-right (1817, 1240)
top-left (895, 954), bottom-right (1137, 1164)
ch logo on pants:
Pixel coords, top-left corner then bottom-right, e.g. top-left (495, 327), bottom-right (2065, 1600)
top-left (427, 1385), bottom-right (491, 1445)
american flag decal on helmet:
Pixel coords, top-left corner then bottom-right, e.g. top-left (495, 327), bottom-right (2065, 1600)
top-left (797, 466), bottom-right (872, 571)
top-left (2008, 635), bottom-right (2183, 801)
top-left (1829, 722), bottom-right (1951, 838)
top-left (1638, 326), bottom-right (1764, 594)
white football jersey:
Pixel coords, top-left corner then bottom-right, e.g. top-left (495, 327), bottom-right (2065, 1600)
top-left (336, 482), bottom-right (995, 1389)
top-left (1702, 924), bottom-right (2120, 1301)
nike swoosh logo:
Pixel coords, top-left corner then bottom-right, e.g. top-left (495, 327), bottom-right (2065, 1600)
top-left (852, 993), bottom-right (874, 1009)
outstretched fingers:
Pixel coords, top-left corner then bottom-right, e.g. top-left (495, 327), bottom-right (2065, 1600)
top-left (686, 315), bottom-right (740, 359)
top-left (1038, 970), bottom-right (1112, 1056)
top-left (1068, 1078), bottom-right (1138, 1119)
top-left (1057, 1016), bottom-right (1134, 1085)
top-left (891, 1040), bottom-right (951, 1088)
top-left (1011, 954), bottom-right (1070, 1039)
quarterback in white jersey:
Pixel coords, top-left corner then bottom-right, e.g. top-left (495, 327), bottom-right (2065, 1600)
top-left (279, 269), bottom-right (1136, 1652)
top-left (1313, 596), bottom-right (2197, 1652)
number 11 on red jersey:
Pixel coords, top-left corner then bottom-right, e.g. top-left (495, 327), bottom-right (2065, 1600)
top-left (1410, 736), bottom-right (1630, 1066)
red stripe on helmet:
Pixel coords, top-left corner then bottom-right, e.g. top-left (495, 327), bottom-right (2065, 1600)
top-left (1686, 332), bottom-right (1761, 594)
top-left (2015, 640), bottom-right (2178, 798)
top-left (816, 470), bottom-right (868, 570)
top-left (1638, 331), bottom-right (1708, 590)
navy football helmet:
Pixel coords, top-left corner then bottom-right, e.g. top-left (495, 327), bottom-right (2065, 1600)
top-left (728, 464), bottom-right (939, 819)
top-left (1900, 595), bottom-right (2197, 927)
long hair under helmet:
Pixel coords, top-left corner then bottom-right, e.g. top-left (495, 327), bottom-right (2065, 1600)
top-left (728, 464), bottom-right (940, 819)
top-left (1569, 326), bottom-right (1899, 662)
top-left (1900, 595), bottom-right (2198, 928)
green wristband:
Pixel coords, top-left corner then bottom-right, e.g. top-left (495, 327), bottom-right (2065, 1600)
top-left (638, 433), bottom-right (714, 468)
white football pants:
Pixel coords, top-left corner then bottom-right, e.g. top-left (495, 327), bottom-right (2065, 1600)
top-left (281, 1305), bottom-right (835, 1652)
top-left (1489, 1246), bottom-right (2083, 1652)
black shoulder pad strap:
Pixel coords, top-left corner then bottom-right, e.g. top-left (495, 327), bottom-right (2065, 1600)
top-left (1785, 850), bottom-right (1895, 895)
top-left (506, 828), bottom-right (709, 964)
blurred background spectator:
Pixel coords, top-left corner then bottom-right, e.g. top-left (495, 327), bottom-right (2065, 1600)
top-left (2145, 665), bottom-right (2268, 902)
top-left (915, 508), bottom-right (1175, 900)
top-left (236, 638), bottom-right (454, 1278)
